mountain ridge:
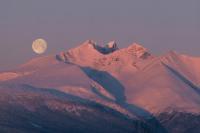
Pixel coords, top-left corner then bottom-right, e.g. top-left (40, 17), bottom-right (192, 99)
top-left (0, 40), bottom-right (199, 133)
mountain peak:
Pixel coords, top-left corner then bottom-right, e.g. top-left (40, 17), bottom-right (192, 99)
top-left (127, 43), bottom-right (150, 58)
top-left (79, 40), bottom-right (96, 49)
top-left (84, 39), bottom-right (96, 45)
top-left (75, 40), bottom-right (118, 54)
top-left (56, 40), bottom-right (119, 63)
top-left (128, 43), bottom-right (146, 51)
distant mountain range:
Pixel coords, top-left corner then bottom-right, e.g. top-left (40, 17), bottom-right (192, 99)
top-left (0, 40), bottom-right (200, 133)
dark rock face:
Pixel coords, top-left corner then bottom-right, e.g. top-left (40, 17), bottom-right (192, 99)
top-left (0, 104), bottom-right (134, 133)
top-left (156, 112), bottom-right (200, 133)
top-left (0, 86), bottom-right (199, 133)
top-left (0, 85), bottom-right (153, 133)
top-left (94, 42), bottom-right (118, 54)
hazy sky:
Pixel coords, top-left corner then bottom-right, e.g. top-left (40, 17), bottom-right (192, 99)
top-left (0, 0), bottom-right (199, 71)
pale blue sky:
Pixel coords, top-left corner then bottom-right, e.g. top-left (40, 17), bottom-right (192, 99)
top-left (0, 0), bottom-right (199, 70)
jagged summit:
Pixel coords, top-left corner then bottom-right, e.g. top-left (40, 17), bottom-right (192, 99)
top-left (69, 40), bottom-right (118, 55)
top-left (55, 40), bottom-right (153, 66)
top-left (126, 43), bottom-right (151, 58)
top-left (128, 43), bottom-right (147, 51)
top-left (76, 40), bottom-right (97, 50)
top-left (67, 40), bottom-right (150, 56)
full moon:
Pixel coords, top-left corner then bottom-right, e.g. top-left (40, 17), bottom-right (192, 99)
top-left (32, 39), bottom-right (47, 54)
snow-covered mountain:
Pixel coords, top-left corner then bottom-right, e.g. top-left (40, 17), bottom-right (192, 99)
top-left (0, 40), bottom-right (200, 133)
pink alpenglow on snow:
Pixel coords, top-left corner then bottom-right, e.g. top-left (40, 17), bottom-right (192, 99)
top-left (0, 40), bottom-right (200, 133)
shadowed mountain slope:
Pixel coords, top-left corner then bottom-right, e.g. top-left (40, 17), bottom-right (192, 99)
top-left (0, 40), bottom-right (200, 133)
